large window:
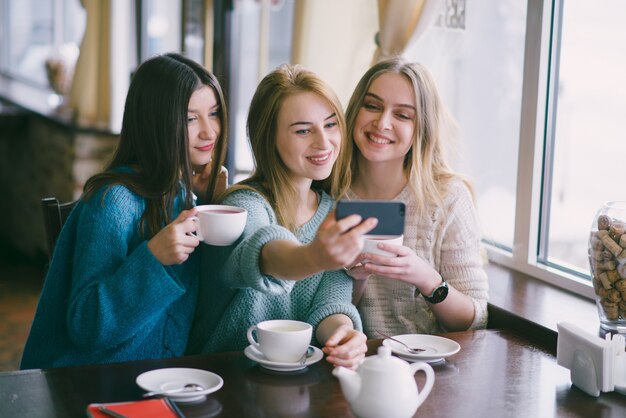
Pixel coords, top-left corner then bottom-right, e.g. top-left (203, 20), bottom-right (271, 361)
top-left (140, 0), bottom-right (182, 61)
top-left (226, 0), bottom-right (295, 182)
top-left (404, 0), bottom-right (626, 298)
top-left (406, 2), bottom-right (526, 253)
top-left (0, 0), bottom-right (84, 88)
top-left (544, 0), bottom-right (626, 276)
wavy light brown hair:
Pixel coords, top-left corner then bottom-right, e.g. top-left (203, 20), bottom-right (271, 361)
top-left (228, 64), bottom-right (349, 231)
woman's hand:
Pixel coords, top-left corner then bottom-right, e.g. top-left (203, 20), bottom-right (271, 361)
top-left (147, 208), bottom-right (200, 265)
top-left (344, 263), bottom-right (370, 281)
top-left (355, 243), bottom-right (441, 293)
top-left (192, 162), bottom-right (228, 201)
top-left (306, 211), bottom-right (378, 272)
top-left (321, 324), bottom-right (367, 370)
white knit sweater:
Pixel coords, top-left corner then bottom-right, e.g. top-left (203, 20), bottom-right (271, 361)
top-left (347, 180), bottom-right (489, 337)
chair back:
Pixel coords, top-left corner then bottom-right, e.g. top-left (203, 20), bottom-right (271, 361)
top-left (41, 197), bottom-right (77, 260)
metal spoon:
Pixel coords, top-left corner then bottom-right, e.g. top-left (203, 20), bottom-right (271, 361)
top-left (142, 383), bottom-right (205, 397)
top-left (376, 330), bottom-right (426, 355)
top-left (299, 346), bottom-right (315, 365)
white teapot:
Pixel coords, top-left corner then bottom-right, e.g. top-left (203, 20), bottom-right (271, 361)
top-left (332, 345), bottom-right (434, 418)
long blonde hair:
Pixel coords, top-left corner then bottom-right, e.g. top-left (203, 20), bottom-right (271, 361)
top-left (343, 57), bottom-right (473, 219)
top-left (227, 64), bottom-right (349, 231)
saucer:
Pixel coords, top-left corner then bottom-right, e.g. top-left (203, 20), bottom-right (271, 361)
top-left (382, 334), bottom-right (461, 362)
top-left (244, 345), bottom-right (323, 372)
top-left (136, 368), bottom-right (223, 403)
top-left (394, 352), bottom-right (446, 364)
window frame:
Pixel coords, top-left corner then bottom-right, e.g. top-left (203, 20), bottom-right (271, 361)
top-left (0, 0), bottom-right (61, 89)
top-left (485, 0), bottom-right (594, 299)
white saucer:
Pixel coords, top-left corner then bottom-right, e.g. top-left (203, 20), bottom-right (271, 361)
top-left (382, 334), bottom-right (461, 363)
top-left (136, 368), bottom-right (223, 403)
top-left (244, 345), bottom-right (323, 372)
top-left (394, 352), bottom-right (445, 364)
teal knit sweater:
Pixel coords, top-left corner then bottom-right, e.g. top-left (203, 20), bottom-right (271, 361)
top-left (20, 184), bottom-right (199, 370)
top-left (187, 188), bottom-right (362, 354)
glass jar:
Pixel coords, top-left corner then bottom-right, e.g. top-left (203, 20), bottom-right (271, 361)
top-left (589, 201), bottom-right (626, 331)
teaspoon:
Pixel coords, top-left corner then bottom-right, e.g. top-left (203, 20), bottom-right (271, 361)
top-left (298, 346), bottom-right (315, 365)
top-left (143, 383), bottom-right (205, 397)
top-left (376, 330), bottom-right (426, 355)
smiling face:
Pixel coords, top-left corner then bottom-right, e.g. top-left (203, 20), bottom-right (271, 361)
top-left (187, 85), bottom-right (221, 167)
top-left (353, 72), bottom-right (416, 165)
top-left (276, 91), bottom-right (341, 186)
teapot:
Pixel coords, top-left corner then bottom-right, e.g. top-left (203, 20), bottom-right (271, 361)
top-left (332, 346), bottom-right (434, 418)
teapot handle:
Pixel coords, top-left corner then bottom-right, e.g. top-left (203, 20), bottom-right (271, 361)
top-left (410, 361), bottom-right (435, 408)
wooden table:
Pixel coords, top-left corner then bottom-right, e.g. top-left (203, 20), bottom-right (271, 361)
top-left (1, 329), bottom-right (625, 417)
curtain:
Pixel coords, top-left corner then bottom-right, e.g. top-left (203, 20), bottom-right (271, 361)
top-left (204, 0), bottom-right (214, 71)
top-left (291, 0), bottom-right (378, 105)
top-left (68, 0), bottom-right (112, 129)
top-left (373, 0), bottom-right (443, 63)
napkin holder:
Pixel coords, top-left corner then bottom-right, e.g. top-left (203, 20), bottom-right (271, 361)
top-left (557, 321), bottom-right (626, 397)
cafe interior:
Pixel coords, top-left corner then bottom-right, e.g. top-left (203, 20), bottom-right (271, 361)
top-left (1, 0), bottom-right (626, 417)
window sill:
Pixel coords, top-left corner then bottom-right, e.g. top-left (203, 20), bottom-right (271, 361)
top-left (486, 261), bottom-right (602, 352)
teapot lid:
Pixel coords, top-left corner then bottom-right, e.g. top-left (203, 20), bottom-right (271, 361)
top-left (360, 346), bottom-right (410, 372)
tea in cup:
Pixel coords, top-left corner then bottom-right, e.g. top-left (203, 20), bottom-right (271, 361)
top-left (193, 204), bottom-right (247, 246)
top-left (246, 319), bottom-right (312, 363)
top-left (362, 235), bottom-right (403, 261)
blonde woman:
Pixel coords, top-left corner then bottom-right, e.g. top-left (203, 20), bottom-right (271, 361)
top-left (342, 57), bottom-right (489, 337)
top-left (189, 64), bottom-right (375, 369)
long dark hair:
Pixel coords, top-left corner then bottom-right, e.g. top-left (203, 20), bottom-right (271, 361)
top-left (83, 52), bottom-right (228, 237)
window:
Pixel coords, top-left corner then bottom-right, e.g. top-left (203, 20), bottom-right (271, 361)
top-left (140, 0), bottom-right (182, 61)
top-left (226, 0), bottom-right (295, 183)
top-left (405, 1), bottom-right (526, 253)
top-left (543, 0), bottom-right (626, 277)
top-left (405, 0), bottom-right (626, 298)
top-left (0, 0), bottom-right (84, 88)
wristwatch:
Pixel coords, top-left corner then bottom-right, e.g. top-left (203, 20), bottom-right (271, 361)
top-left (422, 278), bottom-right (449, 304)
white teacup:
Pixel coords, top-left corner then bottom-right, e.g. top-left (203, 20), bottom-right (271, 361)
top-left (246, 319), bottom-right (312, 363)
top-left (193, 204), bottom-right (247, 246)
top-left (362, 234), bottom-right (403, 259)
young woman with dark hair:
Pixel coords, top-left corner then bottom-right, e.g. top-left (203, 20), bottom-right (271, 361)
top-left (21, 52), bottom-right (229, 369)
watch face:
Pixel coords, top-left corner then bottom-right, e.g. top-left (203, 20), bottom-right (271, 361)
top-left (426, 282), bottom-right (449, 304)
top-left (432, 287), bottom-right (448, 302)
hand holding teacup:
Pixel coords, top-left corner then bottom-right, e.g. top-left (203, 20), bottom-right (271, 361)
top-left (361, 234), bottom-right (404, 262)
top-left (192, 204), bottom-right (247, 246)
top-left (246, 319), bottom-right (312, 363)
top-left (148, 208), bottom-right (201, 265)
top-left (351, 235), bottom-right (443, 291)
top-left (345, 235), bottom-right (403, 280)
top-left (192, 162), bottom-right (228, 201)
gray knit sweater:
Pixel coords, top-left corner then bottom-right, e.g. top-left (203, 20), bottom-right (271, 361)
top-left (187, 187), bottom-right (362, 354)
top-left (347, 180), bottom-right (489, 337)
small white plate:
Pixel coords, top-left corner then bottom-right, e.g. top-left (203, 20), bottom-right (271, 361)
top-left (382, 334), bottom-right (461, 362)
top-left (136, 368), bottom-right (223, 403)
top-left (244, 345), bottom-right (323, 372)
top-left (393, 352), bottom-right (446, 364)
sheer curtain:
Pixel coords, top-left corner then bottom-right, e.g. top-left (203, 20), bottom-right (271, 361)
top-left (68, 0), bottom-right (134, 132)
top-left (373, 0), bottom-right (443, 63)
top-left (291, 0), bottom-right (377, 104)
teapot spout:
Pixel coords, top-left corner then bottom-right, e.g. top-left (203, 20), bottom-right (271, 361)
top-left (332, 366), bottom-right (361, 402)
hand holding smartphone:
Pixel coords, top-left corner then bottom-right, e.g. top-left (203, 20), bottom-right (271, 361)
top-left (335, 200), bottom-right (406, 236)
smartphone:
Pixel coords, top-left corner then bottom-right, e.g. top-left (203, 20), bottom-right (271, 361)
top-left (335, 200), bottom-right (406, 236)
